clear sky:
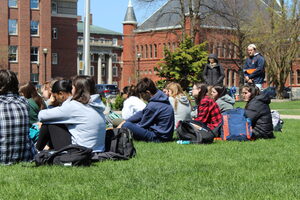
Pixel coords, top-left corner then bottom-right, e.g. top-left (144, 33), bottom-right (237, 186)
top-left (77, 0), bottom-right (167, 33)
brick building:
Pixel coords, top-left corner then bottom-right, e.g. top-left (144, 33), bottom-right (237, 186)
top-left (77, 17), bottom-right (123, 85)
top-left (0, 0), bottom-right (77, 84)
top-left (122, 0), bottom-right (300, 94)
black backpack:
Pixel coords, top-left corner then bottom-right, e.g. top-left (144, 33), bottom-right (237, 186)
top-left (176, 120), bottom-right (215, 144)
top-left (92, 128), bottom-right (136, 162)
top-left (35, 145), bottom-right (93, 167)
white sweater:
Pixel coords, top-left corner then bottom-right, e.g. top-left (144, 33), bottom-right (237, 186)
top-left (122, 96), bottom-right (146, 120)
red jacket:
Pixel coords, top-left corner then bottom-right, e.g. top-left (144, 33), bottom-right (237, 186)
top-left (194, 96), bottom-right (222, 130)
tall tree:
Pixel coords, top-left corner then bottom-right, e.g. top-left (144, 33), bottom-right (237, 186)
top-left (250, 0), bottom-right (300, 98)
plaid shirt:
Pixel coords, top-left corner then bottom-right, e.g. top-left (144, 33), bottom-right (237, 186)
top-left (0, 93), bottom-right (36, 165)
top-left (194, 96), bottom-right (222, 130)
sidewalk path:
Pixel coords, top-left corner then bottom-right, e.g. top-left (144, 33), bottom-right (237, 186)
top-left (280, 115), bottom-right (300, 119)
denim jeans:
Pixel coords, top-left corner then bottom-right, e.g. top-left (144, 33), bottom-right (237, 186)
top-left (122, 122), bottom-right (161, 142)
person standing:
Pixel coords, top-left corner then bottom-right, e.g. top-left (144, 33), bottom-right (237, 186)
top-left (203, 54), bottom-right (225, 86)
top-left (0, 70), bottom-right (36, 165)
top-left (244, 44), bottom-right (266, 90)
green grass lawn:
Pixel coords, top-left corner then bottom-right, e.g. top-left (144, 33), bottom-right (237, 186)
top-left (1, 119), bottom-right (299, 199)
top-left (235, 100), bottom-right (300, 115)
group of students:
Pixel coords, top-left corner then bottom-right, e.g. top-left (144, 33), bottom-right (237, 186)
top-left (117, 77), bottom-right (274, 143)
top-left (0, 66), bottom-right (274, 165)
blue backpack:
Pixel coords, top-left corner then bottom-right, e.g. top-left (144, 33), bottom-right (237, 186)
top-left (221, 108), bottom-right (252, 141)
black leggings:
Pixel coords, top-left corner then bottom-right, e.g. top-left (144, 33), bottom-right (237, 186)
top-left (36, 124), bottom-right (72, 151)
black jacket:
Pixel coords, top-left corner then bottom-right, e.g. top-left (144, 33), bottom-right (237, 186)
top-left (245, 93), bottom-right (274, 139)
top-left (203, 54), bottom-right (225, 85)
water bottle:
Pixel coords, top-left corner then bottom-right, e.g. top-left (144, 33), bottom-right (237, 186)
top-left (177, 140), bottom-right (191, 144)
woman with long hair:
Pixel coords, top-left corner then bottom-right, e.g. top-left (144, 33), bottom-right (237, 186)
top-left (165, 82), bottom-right (191, 126)
top-left (36, 76), bottom-right (106, 152)
top-left (192, 83), bottom-right (222, 134)
top-left (122, 85), bottom-right (146, 120)
top-left (211, 85), bottom-right (235, 113)
top-left (19, 82), bottom-right (46, 126)
top-left (242, 84), bottom-right (274, 139)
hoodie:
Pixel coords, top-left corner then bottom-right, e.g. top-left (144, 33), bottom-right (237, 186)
top-left (203, 54), bottom-right (225, 85)
top-left (216, 94), bottom-right (235, 113)
top-left (245, 93), bottom-right (274, 139)
top-left (127, 90), bottom-right (174, 141)
top-left (38, 94), bottom-right (106, 152)
top-left (244, 53), bottom-right (265, 84)
top-left (169, 95), bottom-right (192, 126)
top-left (122, 96), bottom-right (146, 120)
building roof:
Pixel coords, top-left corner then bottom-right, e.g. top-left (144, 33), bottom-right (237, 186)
top-left (136, 0), bottom-right (280, 33)
top-left (123, 0), bottom-right (137, 24)
top-left (77, 22), bottom-right (122, 36)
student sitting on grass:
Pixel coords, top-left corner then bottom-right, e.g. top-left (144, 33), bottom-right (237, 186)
top-left (192, 83), bottom-right (222, 136)
top-left (36, 76), bottom-right (106, 152)
top-left (0, 70), bottom-right (36, 165)
top-left (19, 82), bottom-right (46, 126)
top-left (211, 85), bottom-right (235, 113)
top-left (118, 78), bottom-right (174, 142)
top-left (242, 84), bottom-right (274, 139)
top-left (122, 85), bottom-right (146, 120)
top-left (165, 82), bottom-right (192, 126)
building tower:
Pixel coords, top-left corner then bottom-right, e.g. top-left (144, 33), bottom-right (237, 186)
top-left (121, 0), bottom-right (137, 89)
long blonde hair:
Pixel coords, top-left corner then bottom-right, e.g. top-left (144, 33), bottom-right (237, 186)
top-left (166, 82), bottom-right (185, 111)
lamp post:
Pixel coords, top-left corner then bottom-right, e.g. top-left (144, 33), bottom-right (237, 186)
top-left (136, 53), bottom-right (142, 82)
top-left (43, 48), bottom-right (48, 82)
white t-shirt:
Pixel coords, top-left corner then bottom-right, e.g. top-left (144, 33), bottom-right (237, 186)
top-left (122, 96), bottom-right (146, 120)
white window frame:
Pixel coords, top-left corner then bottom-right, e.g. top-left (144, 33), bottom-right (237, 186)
top-left (112, 65), bottom-right (118, 77)
top-left (8, 46), bottom-right (18, 62)
top-left (30, 47), bottom-right (39, 63)
top-left (112, 38), bottom-right (118, 46)
top-left (30, 0), bottom-right (39, 9)
top-left (52, 28), bottom-right (57, 39)
top-left (8, 0), bottom-right (18, 8)
top-left (8, 19), bottom-right (17, 35)
top-left (112, 54), bottom-right (117, 63)
top-left (51, 1), bottom-right (58, 14)
top-left (90, 54), bottom-right (95, 62)
top-left (52, 53), bottom-right (58, 65)
top-left (30, 21), bottom-right (39, 36)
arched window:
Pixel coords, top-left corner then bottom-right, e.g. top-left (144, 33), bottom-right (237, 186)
top-left (136, 45), bottom-right (139, 54)
top-left (209, 42), bottom-right (214, 53)
top-left (145, 45), bottom-right (148, 58)
top-left (291, 70), bottom-right (294, 85)
top-left (227, 69), bottom-right (231, 87)
top-left (220, 42), bottom-right (225, 58)
top-left (150, 44), bottom-right (153, 58)
top-left (231, 70), bottom-right (235, 86)
top-left (297, 69), bottom-right (300, 84)
top-left (141, 45), bottom-right (144, 58)
top-left (215, 43), bottom-right (219, 57)
top-left (154, 44), bottom-right (157, 58)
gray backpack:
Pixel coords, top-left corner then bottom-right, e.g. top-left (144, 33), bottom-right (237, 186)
top-left (271, 110), bottom-right (284, 132)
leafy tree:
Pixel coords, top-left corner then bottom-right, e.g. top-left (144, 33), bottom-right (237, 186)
top-left (250, 0), bottom-right (300, 98)
top-left (154, 37), bottom-right (208, 90)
